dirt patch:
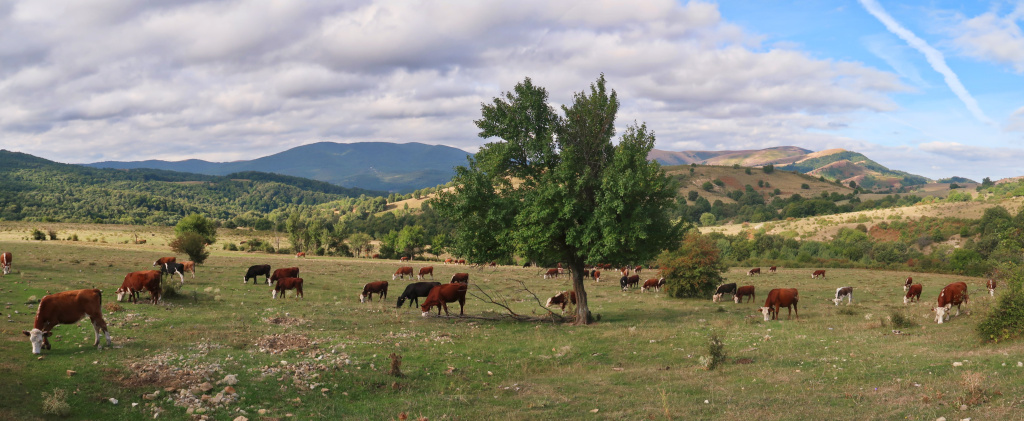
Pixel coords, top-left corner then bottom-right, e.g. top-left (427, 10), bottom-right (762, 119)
top-left (255, 333), bottom-right (315, 354)
top-left (265, 316), bottom-right (308, 326)
top-left (112, 356), bottom-right (206, 390)
top-left (733, 358), bottom-right (754, 365)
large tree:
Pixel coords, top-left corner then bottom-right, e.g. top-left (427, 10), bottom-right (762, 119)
top-left (435, 75), bottom-right (681, 324)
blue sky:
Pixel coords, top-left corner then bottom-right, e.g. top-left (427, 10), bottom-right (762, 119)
top-left (0, 0), bottom-right (1022, 182)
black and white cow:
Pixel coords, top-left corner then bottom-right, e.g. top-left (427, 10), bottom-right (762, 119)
top-left (833, 286), bottom-right (853, 306)
top-left (712, 283), bottom-right (737, 302)
top-left (162, 262), bottom-right (185, 286)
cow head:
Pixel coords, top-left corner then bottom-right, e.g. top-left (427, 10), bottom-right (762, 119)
top-left (832, 297), bottom-right (842, 306)
top-left (545, 297), bottom-right (554, 308)
top-left (22, 329), bottom-right (51, 354)
top-left (359, 292), bottom-right (368, 303)
top-left (396, 297), bottom-right (406, 308)
top-left (759, 307), bottom-right (772, 321)
top-left (712, 293), bottom-right (722, 303)
top-left (421, 311), bottom-right (430, 317)
top-left (271, 289), bottom-right (279, 299)
top-left (903, 295), bottom-right (910, 305)
top-left (392, 274), bottom-right (399, 281)
top-left (733, 295), bottom-right (740, 304)
top-left (933, 304), bottom-right (952, 324)
top-left (116, 287), bottom-right (131, 302)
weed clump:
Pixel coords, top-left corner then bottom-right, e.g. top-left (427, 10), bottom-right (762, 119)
top-left (837, 306), bottom-right (857, 316)
top-left (41, 388), bottom-right (70, 416)
top-left (699, 332), bottom-right (726, 371)
top-left (104, 303), bottom-right (124, 313)
top-left (978, 272), bottom-right (1024, 342)
top-left (389, 353), bottom-right (404, 377)
top-left (888, 309), bottom-right (917, 329)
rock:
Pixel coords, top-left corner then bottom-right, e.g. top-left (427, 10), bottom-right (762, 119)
top-left (960, 404), bottom-right (968, 410)
top-left (143, 393), bottom-right (157, 400)
top-left (199, 382), bottom-right (214, 392)
top-left (936, 417), bottom-right (946, 421)
top-left (258, 409), bottom-right (267, 415)
top-left (233, 417), bottom-right (249, 421)
top-left (952, 362), bottom-right (963, 367)
top-left (219, 374), bottom-right (239, 385)
top-left (209, 395), bottom-right (222, 405)
top-left (196, 408), bottom-right (206, 414)
top-left (164, 387), bottom-right (176, 393)
top-left (590, 408), bottom-right (599, 413)
top-left (223, 386), bottom-right (236, 395)
top-left (187, 407), bottom-right (195, 414)
top-left (109, 398), bottom-right (119, 405)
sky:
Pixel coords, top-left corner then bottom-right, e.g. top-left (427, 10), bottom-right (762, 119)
top-left (1, 0), bottom-right (1023, 182)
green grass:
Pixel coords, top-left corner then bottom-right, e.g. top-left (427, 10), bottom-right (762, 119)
top-left (2, 226), bottom-right (1023, 420)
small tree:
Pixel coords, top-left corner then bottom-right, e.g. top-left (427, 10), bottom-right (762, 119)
top-left (397, 225), bottom-right (426, 259)
top-left (978, 269), bottom-right (1024, 343)
top-left (702, 181), bottom-right (714, 192)
top-left (849, 181), bottom-right (857, 189)
top-left (801, 183), bottom-right (810, 190)
top-left (348, 233), bottom-right (372, 258)
top-left (763, 164), bottom-right (774, 174)
top-left (699, 212), bottom-right (716, 227)
top-left (687, 190), bottom-right (699, 201)
top-left (657, 231), bottom-right (727, 298)
top-left (170, 232), bottom-right (210, 264)
top-left (175, 214), bottom-right (217, 244)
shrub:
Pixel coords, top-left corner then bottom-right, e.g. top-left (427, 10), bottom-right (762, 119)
top-left (69, 234), bottom-right (79, 241)
top-left (48, 230), bottom-right (57, 240)
top-left (744, 168), bottom-right (752, 175)
top-left (174, 214), bottom-right (217, 244)
top-left (31, 229), bottom-right (46, 241)
top-left (763, 164), bottom-right (774, 174)
top-left (801, 183), bottom-right (810, 190)
top-left (978, 272), bottom-right (1024, 342)
top-left (41, 388), bottom-right (70, 416)
top-left (687, 190), bottom-right (699, 201)
top-left (699, 213), bottom-right (716, 227)
top-left (169, 232), bottom-right (210, 265)
top-left (713, 179), bottom-right (725, 187)
top-left (888, 309), bottom-right (917, 329)
top-left (702, 182), bottom-right (714, 192)
top-left (657, 231), bottom-right (727, 298)
top-left (699, 332), bottom-right (726, 371)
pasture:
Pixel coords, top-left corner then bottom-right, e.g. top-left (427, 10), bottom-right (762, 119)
top-left (1, 232), bottom-right (1023, 420)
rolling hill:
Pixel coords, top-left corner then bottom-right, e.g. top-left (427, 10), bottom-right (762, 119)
top-left (86, 142), bottom-right (471, 193)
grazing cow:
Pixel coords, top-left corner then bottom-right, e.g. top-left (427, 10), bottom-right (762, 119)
top-left (933, 282), bottom-right (968, 324)
top-left (620, 267), bottom-right (630, 277)
top-left (713, 283), bottom-right (737, 302)
top-left (400, 256), bottom-right (410, 262)
top-left (747, 267), bottom-right (761, 276)
top-left (987, 279), bottom-right (997, 296)
top-left (271, 267), bottom-right (300, 284)
top-left (733, 285), bottom-right (755, 303)
top-left (421, 283), bottom-right (468, 317)
top-left (458, 259), bottom-right (466, 265)
top-left (450, 273), bottom-right (469, 284)
top-left (272, 277), bottom-right (304, 299)
top-left (135, 239), bottom-right (146, 244)
top-left (1, 251), bottom-right (11, 275)
top-left (488, 261), bottom-right (497, 267)
top-left (393, 266), bottom-right (414, 280)
top-left (372, 254), bottom-right (381, 259)
top-left (181, 261), bottom-right (196, 279)
top-left (444, 258), bottom-right (454, 265)
top-left (396, 282), bottom-right (441, 308)
top-left (768, 266), bottom-right (777, 273)
top-left (161, 262), bottom-right (185, 286)
top-left (760, 288), bottom-right (799, 321)
top-left (904, 277), bottom-right (913, 292)
top-left (417, 266), bottom-right (434, 281)
top-left (22, 289), bottom-right (111, 354)
top-left (359, 281), bottom-right (388, 303)
top-left (904, 284), bottom-right (922, 304)
top-left (811, 269), bottom-right (826, 279)
top-left (296, 252), bottom-right (306, 258)
top-left (592, 270), bottom-right (601, 282)
top-left (116, 270), bottom-right (162, 304)
top-left (641, 278), bottom-right (665, 293)
top-left (620, 275), bottom-right (640, 291)
top-left (833, 286), bottom-right (853, 306)
top-left (543, 268), bottom-right (559, 279)
top-left (153, 256), bottom-right (176, 267)
top-left (634, 265), bottom-right (643, 275)
top-left (522, 261), bottom-right (531, 268)
top-left (244, 264), bottom-right (272, 284)
top-left (545, 290), bottom-right (577, 313)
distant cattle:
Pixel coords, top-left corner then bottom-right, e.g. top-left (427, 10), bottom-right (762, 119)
top-left (833, 287), bottom-right (853, 306)
top-left (23, 289), bottom-right (111, 354)
top-left (987, 279), bottom-right (997, 296)
top-left (1, 251), bottom-right (11, 275)
top-left (421, 283), bottom-right (468, 317)
top-left (634, 266), bottom-right (643, 275)
top-left (417, 266), bottom-right (434, 281)
top-left (244, 264), bottom-right (272, 285)
top-left (641, 278), bottom-right (665, 293)
top-left (760, 288), bottom-right (799, 321)
top-left (904, 276), bottom-right (913, 291)
top-left (620, 267), bottom-right (630, 277)
top-left (619, 275), bottom-right (640, 291)
top-left (450, 273), bottom-right (469, 284)
top-left (273, 277), bottom-right (304, 299)
top-left (768, 266), bottom-right (777, 273)
top-left (543, 268), bottom-right (560, 279)
top-left (135, 239), bottom-right (146, 244)
top-left (904, 284), bottom-right (922, 304)
top-left (161, 262), bottom-right (185, 286)
top-left (934, 282), bottom-right (968, 324)
top-left (117, 270), bottom-right (162, 304)
top-left (181, 261), bottom-right (196, 279)
top-left (592, 270), bottom-right (601, 282)
top-left (359, 281), bottom-right (389, 303)
top-left (713, 283), bottom-right (737, 302)
top-left (811, 270), bottom-right (826, 279)
top-left (393, 266), bottom-right (414, 280)
top-left (522, 261), bottom-right (531, 268)
top-left (396, 282), bottom-right (441, 308)
top-left (444, 258), bottom-right (454, 265)
top-left (545, 290), bottom-right (577, 313)
top-left (271, 267), bottom-right (300, 284)
top-left (153, 256), bottom-right (176, 267)
top-left (733, 285), bottom-right (755, 304)
top-left (488, 261), bottom-right (498, 267)
top-left (296, 252), bottom-right (306, 258)
top-left (372, 254), bottom-right (381, 259)
top-left (456, 259), bottom-right (466, 265)
top-left (747, 267), bottom-right (761, 276)
top-left (400, 256), bottom-right (410, 262)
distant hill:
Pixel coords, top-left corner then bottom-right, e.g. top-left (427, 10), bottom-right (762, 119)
top-left (86, 142), bottom-right (471, 193)
top-left (649, 146), bottom-right (811, 167)
top-left (937, 176), bottom-right (978, 184)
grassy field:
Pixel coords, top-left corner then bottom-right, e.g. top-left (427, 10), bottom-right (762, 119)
top-left (1, 224), bottom-right (1023, 420)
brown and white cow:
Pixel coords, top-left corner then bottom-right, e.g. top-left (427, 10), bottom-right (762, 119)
top-left (117, 270), bottom-right (162, 304)
top-left (933, 282), bottom-right (968, 324)
top-left (456, 259), bottom-right (466, 265)
top-left (904, 284), bottom-right (922, 304)
top-left (23, 289), bottom-right (111, 354)
top-left (747, 267), bottom-right (761, 276)
top-left (811, 269), bottom-right (826, 279)
top-left (417, 266), bottom-right (434, 281)
top-left (444, 258), bottom-right (453, 265)
top-left (634, 265), bottom-right (643, 275)
top-left (904, 276), bottom-right (913, 292)
top-left (641, 278), bottom-right (665, 293)
top-left (421, 283), bottom-right (468, 317)
top-left (592, 270), bottom-right (602, 282)
top-left (543, 268), bottom-right (559, 279)
top-left (393, 266), bottom-right (414, 280)
top-left (1, 251), bottom-right (11, 275)
top-left (181, 261), bottom-right (196, 279)
top-left (400, 256), bottom-right (410, 262)
top-left (712, 283), bottom-right (737, 302)
top-left (273, 277), bottom-right (304, 299)
top-left (545, 290), bottom-right (577, 313)
top-left (733, 285), bottom-right (755, 303)
top-left (768, 266), bottom-right (777, 273)
top-left (153, 256), bottom-right (176, 267)
top-left (450, 273), bottom-right (469, 284)
top-left (833, 286), bottom-right (853, 306)
top-left (987, 279), bottom-right (997, 296)
top-left (760, 288), bottom-right (799, 321)
top-left (296, 252), bottom-right (306, 258)
top-left (271, 267), bottom-right (300, 284)
top-left (359, 281), bottom-right (388, 303)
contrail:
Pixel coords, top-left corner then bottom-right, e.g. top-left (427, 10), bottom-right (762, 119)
top-left (859, 0), bottom-right (995, 126)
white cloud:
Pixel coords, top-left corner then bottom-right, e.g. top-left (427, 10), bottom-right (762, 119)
top-left (1007, 106), bottom-right (1024, 132)
top-left (947, 4), bottom-right (1024, 73)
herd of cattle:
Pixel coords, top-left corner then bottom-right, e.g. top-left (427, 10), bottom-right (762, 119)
top-left (3, 248), bottom-right (998, 354)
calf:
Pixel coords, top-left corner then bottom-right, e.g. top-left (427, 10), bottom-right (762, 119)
top-left (713, 283), bottom-right (737, 302)
top-left (272, 277), bottom-right (304, 299)
top-left (904, 276), bottom-right (913, 292)
top-left (393, 266), bottom-right (414, 280)
top-left (1, 251), bottom-right (11, 275)
top-left (153, 256), bottom-right (176, 267)
top-left (117, 270), bottom-right (162, 304)
top-left (244, 264), bottom-right (272, 285)
top-left (543, 268), bottom-right (559, 279)
top-left (359, 281), bottom-right (388, 303)
top-left (22, 289), bottom-right (111, 354)
top-left (768, 266), bottom-right (777, 273)
top-left (181, 261), bottom-right (196, 279)
top-left (933, 282), bottom-right (968, 324)
top-left (811, 269), bottom-right (826, 279)
top-left (396, 282), bottom-right (441, 308)
top-left (747, 267), bottom-right (761, 276)
top-left (641, 278), bottom-right (665, 293)
top-left (421, 283), bottom-right (468, 317)
top-left (833, 286), bottom-right (853, 306)
top-left (987, 279), bottom-right (997, 296)
top-left (450, 273), bottom-right (469, 284)
top-left (733, 285), bottom-right (755, 303)
top-left (417, 266), bottom-right (434, 281)
top-left (545, 290), bottom-right (577, 313)
top-left (162, 262), bottom-right (186, 286)
top-left (760, 288), bottom-right (799, 321)
top-left (904, 284), bottom-right (922, 304)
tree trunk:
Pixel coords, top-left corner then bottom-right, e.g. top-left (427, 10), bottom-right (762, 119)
top-left (570, 260), bottom-right (592, 324)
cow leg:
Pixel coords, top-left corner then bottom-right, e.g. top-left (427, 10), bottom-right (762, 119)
top-left (459, 297), bottom-right (465, 316)
top-left (793, 303), bottom-right (799, 320)
top-left (91, 315), bottom-right (111, 348)
top-left (177, 272), bottom-right (184, 286)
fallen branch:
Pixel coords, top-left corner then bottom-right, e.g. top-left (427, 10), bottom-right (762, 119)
top-left (462, 281), bottom-right (571, 323)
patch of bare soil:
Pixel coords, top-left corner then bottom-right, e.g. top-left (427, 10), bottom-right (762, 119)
top-left (265, 316), bottom-right (308, 326)
top-left (114, 353), bottom-right (208, 390)
top-left (255, 333), bottom-right (315, 354)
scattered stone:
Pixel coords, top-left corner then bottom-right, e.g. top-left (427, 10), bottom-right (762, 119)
top-left (109, 398), bottom-right (119, 405)
top-left (258, 409), bottom-right (267, 415)
top-left (199, 382), bottom-right (214, 393)
top-left (132, 403), bottom-right (138, 408)
top-left (164, 387), bottom-right (176, 393)
top-left (590, 409), bottom-right (599, 413)
top-left (960, 404), bottom-right (968, 410)
top-left (187, 407), bottom-right (195, 414)
top-left (66, 370), bottom-right (76, 376)
top-left (219, 374), bottom-right (239, 385)
top-left (143, 393), bottom-right (157, 400)
top-left (233, 417), bottom-right (249, 421)
top-left (953, 362), bottom-right (964, 367)
top-left (223, 386), bottom-right (236, 395)
top-left (936, 417), bottom-right (946, 421)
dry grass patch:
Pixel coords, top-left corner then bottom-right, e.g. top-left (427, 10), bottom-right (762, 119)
top-left (255, 333), bottom-right (315, 354)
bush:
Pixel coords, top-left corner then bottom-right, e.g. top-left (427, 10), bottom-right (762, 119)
top-left (687, 190), bottom-right (699, 201)
top-left (657, 232), bottom-right (727, 298)
top-left (41, 388), bottom-right (70, 416)
top-left (48, 230), bottom-right (57, 240)
top-left (174, 214), bottom-right (217, 244)
top-left (763, 164), bottom-right (774, 174)
top-left (69, 234), bottom-right (79, 241)
top-left (744, 168), bottom-right (752, 175)
top-left (699, 212), bottom-right (716, 227)
top-left (31, 229), bottom-right (46, 241)
top-left (888, 309), bottom-right (917, 329)
top-left (699, 332), bottom-right (726, 371)
top-left (702, 181), bottom-right (714, 192)
top-left (801, 183), bottom-right (810, 190)
top-left (978, 272), bottom-right (1024, 342)
top-left (713, 179), bottom-right (725, 187)
top-left (169, 232), bottom-right (210, 264)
